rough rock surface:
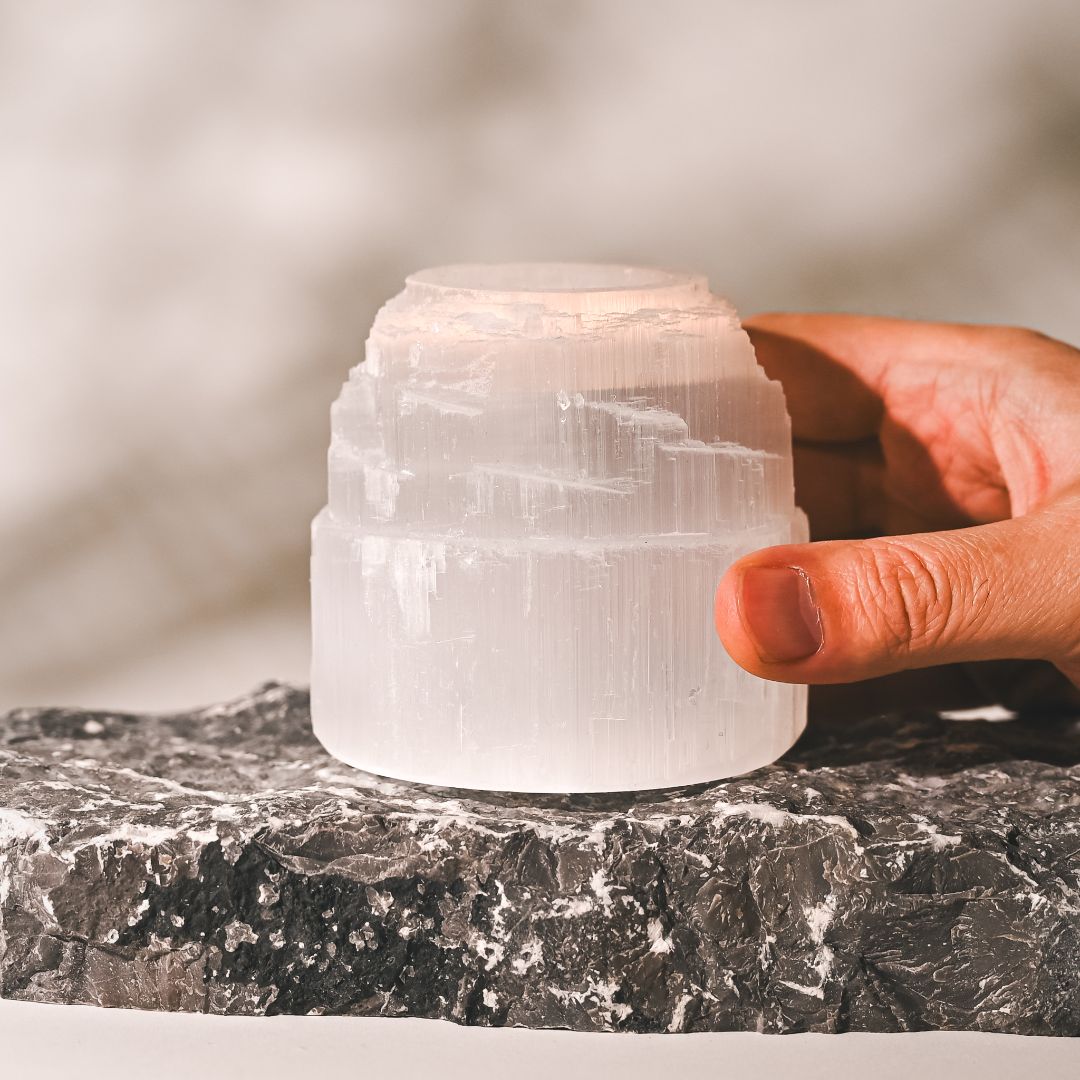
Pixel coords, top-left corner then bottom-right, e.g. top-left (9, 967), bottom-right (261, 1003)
top-left (2, 683), bottom-right (1079, 1034)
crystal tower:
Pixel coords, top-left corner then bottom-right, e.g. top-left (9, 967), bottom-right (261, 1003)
top-left (311, 264), bottom-right (807, 792)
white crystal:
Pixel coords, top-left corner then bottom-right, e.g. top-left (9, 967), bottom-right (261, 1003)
top-left (311, 264), bottom-right (807, 792)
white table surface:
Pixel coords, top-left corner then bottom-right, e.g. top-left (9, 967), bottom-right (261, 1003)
top-left (3, 999), bottom-right (1077, 1080)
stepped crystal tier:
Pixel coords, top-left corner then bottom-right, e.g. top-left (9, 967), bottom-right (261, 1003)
top-left (311, 264), bottom-right (808, 791)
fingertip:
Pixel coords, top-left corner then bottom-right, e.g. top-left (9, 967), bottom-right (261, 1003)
top-left (716, 546), bottom-right (834, 685)
top-left (714, 557), bottom-right (781, 680)
top-left (740, 564), bottom-right (824, 664)
top-left (713, 562), bottom-right (743, 656)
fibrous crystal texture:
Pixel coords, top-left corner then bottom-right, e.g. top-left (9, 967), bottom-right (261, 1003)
top-left (311, 264), bottom-right (807, 791)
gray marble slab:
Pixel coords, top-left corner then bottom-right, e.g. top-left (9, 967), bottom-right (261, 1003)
top-left (2, 683), bottom-right (1079, 1034)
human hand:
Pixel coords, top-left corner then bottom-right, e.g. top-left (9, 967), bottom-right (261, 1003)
top-left (714, 315), bottom-right (1080, 709)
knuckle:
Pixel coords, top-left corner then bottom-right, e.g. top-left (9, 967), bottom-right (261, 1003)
top-left (990, 324), bottom-right (1052, 352)
top-left (990, 326), bottom-right (1076, 375)
top-left (851, 542), bottom-right (957, 656)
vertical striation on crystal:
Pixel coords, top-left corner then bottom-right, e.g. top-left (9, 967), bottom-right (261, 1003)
top-left (311, 264), bottom-right (807, 792)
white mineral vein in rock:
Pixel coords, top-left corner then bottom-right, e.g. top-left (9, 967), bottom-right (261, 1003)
top-left (311, 264), bottom-right (807, 791)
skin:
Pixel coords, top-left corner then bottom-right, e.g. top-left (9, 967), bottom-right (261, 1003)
top-left (714, 315), bottom-right (1080, 716)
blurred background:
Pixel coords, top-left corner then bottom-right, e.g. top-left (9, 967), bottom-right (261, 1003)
top-left (2, 0), bottom-right (1078, 712)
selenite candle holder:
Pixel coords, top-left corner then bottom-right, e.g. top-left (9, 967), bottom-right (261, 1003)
top-left (311, 264), bottom-right (807, 792)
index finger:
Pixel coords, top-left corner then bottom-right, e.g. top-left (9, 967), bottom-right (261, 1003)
top-left (745, 312), bottom-right (983, 442)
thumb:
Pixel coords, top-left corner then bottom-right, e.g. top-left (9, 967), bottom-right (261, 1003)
top-left (715, 509), bottom-right (1079, 685)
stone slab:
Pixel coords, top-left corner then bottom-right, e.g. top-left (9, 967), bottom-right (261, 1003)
top-left (2, 683), bottom-right (1079, 1034)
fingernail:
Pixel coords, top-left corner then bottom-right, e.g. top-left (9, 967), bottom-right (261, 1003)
top-left (738, 566), bottom-right (823, 663)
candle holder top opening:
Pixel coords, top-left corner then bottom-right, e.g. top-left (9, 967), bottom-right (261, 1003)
top-left (406, 262), bottom-right (708, 306)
